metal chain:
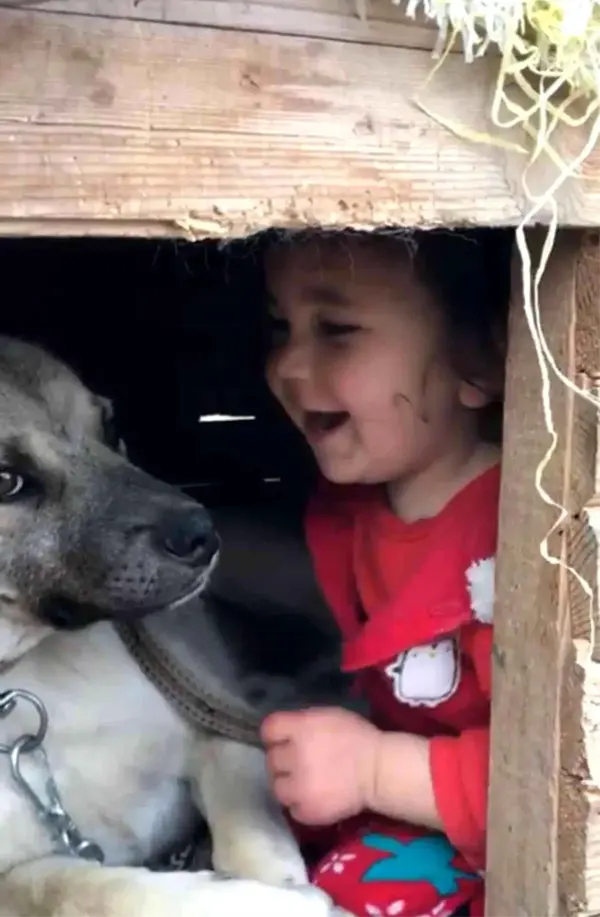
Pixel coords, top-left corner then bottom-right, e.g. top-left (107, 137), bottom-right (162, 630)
top-left (0, 689), bottom-right (105, 863)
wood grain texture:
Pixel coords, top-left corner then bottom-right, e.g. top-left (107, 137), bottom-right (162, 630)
top-left (487, 231), bottom-right (600, 917)
top-left (0, 9), bottom-right (599, 236)
top-left (559, 237), bottom-right (600, 916)
top-left (2, 0), bottom-right (444, 52)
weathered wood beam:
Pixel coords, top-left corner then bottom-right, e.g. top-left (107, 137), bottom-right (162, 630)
top-left (0, 9), bottom-right (599, 237)
top-left (0, 0), bottom-right (444, 52)
top-left (487, 230), bottom-right (600, 917)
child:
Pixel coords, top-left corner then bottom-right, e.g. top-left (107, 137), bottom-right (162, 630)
top-left (259, 228), bottom-right (511, 917)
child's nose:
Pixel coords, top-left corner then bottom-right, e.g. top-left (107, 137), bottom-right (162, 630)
top-left (275, 338), bottom-right (312, 381)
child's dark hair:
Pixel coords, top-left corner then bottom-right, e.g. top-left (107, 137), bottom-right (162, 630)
top-left (408, 227), bottom-right (512, 443)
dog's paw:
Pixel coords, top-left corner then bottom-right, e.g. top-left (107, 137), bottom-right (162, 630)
top-left (212, 829), bottom-right (308, 886)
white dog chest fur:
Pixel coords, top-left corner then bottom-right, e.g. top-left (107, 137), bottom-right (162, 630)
top-left (0, 622), bottom-right (194, 873)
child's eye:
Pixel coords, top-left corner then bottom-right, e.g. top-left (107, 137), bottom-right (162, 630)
top-left (320, 321), bottom-right (361, 337)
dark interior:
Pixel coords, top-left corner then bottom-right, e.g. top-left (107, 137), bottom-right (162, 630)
top-left (0, 228), bottom-right (515, 505)
top-left (0, 234), bottom-right (315, 509)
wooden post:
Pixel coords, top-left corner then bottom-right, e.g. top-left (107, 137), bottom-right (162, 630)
top-left (486, 230), bottom-right (600, 916)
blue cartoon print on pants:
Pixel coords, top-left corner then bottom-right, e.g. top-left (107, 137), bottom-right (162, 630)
top-left (360, 834), bottom-right (478, 895)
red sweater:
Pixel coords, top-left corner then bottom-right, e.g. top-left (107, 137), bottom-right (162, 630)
top-left (304, 465), bottom-right (500, 870)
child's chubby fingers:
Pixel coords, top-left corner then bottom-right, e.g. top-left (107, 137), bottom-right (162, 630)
top-left (260, 709), bottom-right (306, 747)
top-left (265, 741), bottom-right (296, 778)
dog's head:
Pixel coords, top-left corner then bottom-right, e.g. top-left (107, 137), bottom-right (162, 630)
top-left (0, 336), bottom-right (219, 662)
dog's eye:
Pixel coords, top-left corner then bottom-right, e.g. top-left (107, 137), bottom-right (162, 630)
top-left (0, 470), bottom-right (25, 500)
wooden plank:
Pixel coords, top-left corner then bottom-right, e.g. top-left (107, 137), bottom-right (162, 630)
top-left (486, 230), bottom-right (577, 916)
top-left (0, 9), bottom-right (599, 236)
top-left (559, 237), bottom-right (600, 916)
top-left (486, 231), bottom-right (600, 917)
top-left (2, 0), bottom-right (444, 52)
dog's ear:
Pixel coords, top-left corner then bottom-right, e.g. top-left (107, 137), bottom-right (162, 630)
top-left (95, 395), bottom-right (128, 457)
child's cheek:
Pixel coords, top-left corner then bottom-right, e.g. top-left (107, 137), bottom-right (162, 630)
top-left (333, 359), bottom-right (369, 410)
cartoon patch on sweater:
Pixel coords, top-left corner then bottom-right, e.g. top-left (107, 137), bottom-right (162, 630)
top-left (384, 638), bottom-right (460, 708)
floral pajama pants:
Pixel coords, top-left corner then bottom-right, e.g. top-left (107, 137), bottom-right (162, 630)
top-left (306, 818), bottom-right (483, 917)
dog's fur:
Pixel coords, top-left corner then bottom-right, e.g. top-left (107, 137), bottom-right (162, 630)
top-left (0, 336), bottom-right (340, 917)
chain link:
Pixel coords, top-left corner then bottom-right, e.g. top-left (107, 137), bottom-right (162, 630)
top-left (0, 688), bottom-right (105, 863)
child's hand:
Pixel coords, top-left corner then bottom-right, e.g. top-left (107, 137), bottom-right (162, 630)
top-left (260, 707), bottom-right (380, 826)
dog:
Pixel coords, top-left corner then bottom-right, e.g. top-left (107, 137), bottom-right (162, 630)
top-left (0, 336), bottom-right (351, 917)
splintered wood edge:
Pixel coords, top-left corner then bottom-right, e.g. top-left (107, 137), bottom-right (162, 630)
top-left (560, 643), bottom-right (600, 916)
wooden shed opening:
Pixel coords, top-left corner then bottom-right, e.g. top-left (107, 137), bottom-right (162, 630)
top-left (0, 220), bottom-right (599, 912)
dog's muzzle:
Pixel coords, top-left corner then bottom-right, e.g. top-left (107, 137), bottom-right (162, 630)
top-left (35, 504), bottom-right (220, 630)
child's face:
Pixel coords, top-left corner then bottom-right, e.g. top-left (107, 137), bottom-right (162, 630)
top-left (265, 237), bottom-right (487, 486)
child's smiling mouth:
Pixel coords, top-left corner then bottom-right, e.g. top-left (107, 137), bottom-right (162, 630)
top-left (302, 410), bottom-right (350, 444)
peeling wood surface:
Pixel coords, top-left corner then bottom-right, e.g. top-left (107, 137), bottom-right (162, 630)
top-left (0, 9), bottom-right (599, 236)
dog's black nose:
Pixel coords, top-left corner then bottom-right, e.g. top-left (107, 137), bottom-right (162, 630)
top-left (159, 507), bottom-right (219, 566)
